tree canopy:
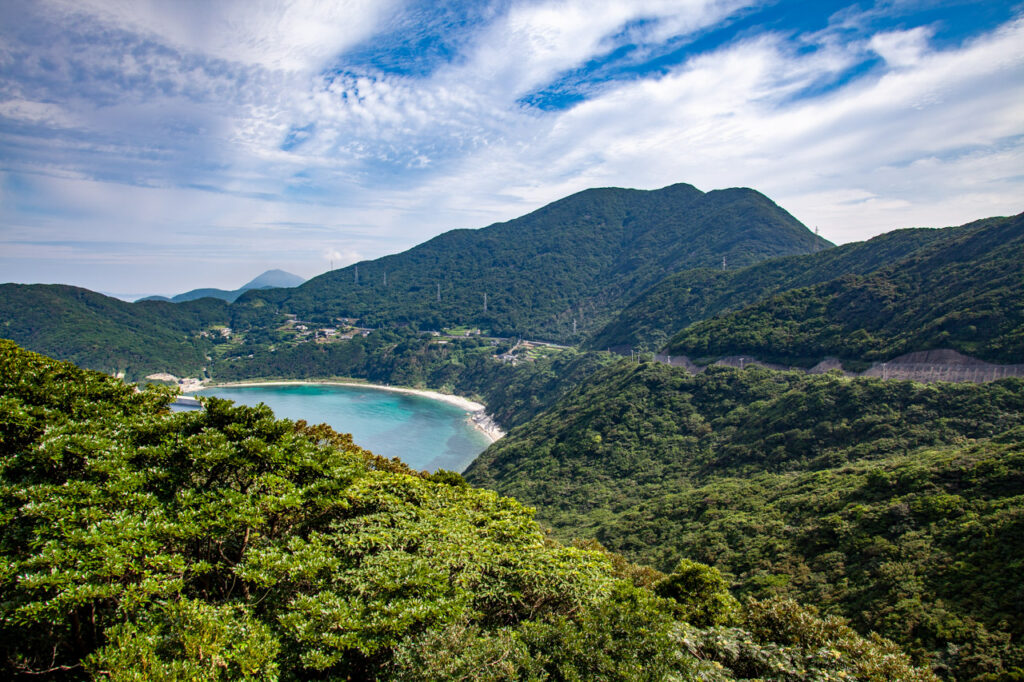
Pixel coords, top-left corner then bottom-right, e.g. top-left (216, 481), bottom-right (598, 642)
top-left (0, 339), bottom-right (933, 680)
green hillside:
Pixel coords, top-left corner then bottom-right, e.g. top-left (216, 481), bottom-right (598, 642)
top-left (0, 183), bottom-right (827, 380)
top-left (664, 213), bottom-right (1024, 367)
top-left (0, 340), bottom-right (933, 681)
top-left (586, 226), bottom-right (946, 351)
top-left (0, 284), bottom-right (231, 380)
top-left (237, 183), bottom-right (829, 342)
top-left (464, 361), bottom-right (1024, 678)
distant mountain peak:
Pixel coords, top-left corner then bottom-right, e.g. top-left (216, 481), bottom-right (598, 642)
top-left (242, 269), bottom-right (305, 290)
top-left (143, 269), bottom-right (306, 304)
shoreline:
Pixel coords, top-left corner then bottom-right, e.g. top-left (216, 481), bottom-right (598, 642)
top-left (182, 379), bottom-right (505, 443)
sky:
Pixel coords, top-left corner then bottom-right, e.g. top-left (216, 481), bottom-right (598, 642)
top-left (1, 0), bottom-right (1022, 299)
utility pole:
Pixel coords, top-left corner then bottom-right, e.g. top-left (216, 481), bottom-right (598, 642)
top-left (354, 265), bottom-right (359, 284)
top-left (572, 318), bottom-right (577, 334)
top-left (722, 256), bottom-right (727, 271)
top-left (483, 292), bottom-right (487, 312)
top-left (383, 271), bottom-right (387, 287)
top-left (437, 282), bottom-right (441, 302)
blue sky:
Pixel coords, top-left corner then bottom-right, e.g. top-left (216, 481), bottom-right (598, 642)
top-left (1, 0), bottom-right (1022, 298)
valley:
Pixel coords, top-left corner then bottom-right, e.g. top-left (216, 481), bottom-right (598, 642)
top-left (1, 183), bottom-right (1022, 680)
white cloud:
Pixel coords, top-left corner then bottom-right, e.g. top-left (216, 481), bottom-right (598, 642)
top-left (2, 1), bottom-right (1023, 293)
top-left (38, 0), bottom-right (399, 72)
top-left (0, 98), bottom-right (77, 127)
top-left (397, 15), bottom-right (1024, 244)
top-left (869, 26), bottom-right (932, 67)
top-left (456, 0), bottom-right (752, 98)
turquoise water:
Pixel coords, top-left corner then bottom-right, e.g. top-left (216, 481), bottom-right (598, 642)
top-left (193, 384), bottom-right (492, 473)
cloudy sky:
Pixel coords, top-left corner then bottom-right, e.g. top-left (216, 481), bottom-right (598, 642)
top-left (1, 0), bottom-right (1022, 298)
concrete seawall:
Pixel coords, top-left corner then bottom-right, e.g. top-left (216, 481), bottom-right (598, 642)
top-left (654, 349), bottom-right (1024, 384)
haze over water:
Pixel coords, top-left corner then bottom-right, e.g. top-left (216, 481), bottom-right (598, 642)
top-left (195, 384), bottom-right (491, 473)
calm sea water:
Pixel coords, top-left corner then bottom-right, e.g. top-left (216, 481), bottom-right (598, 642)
top-left (192, 384), bottom-right (492, 473)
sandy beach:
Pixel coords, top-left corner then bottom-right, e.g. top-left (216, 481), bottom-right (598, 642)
top-left (182, 379), bottom-right (505, 443)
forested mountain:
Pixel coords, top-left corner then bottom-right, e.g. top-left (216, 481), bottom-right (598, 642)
top-left (235, 183), bottom-right (829, 341)
top-left (464, 360), bottom-right (1024, 678)
top-left (0, 283), bottom-right (230, 379)
top-left (586, 226), bottom-right (946, 351)
top-left (0, 182), bottom-right (827, 379)
top-left (0, 340), bottom-right (934, 681)
top-left (142, 268), bottom-right (306, 303)
top-left (664, 212), bottom-right (1024, 367)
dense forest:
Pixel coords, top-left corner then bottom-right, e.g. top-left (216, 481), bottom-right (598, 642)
top-left (2, 183), bottom-right (1023, 680)
top-left (586, 226), bottom-right (946, 351)
top-left (0, 284), bottom-right (231, 379)
top-left (465, 361), bottom-right (1024, 679)
top-left (232, 183), bottom-right (828, 342)
top-left (0, 182), bottom-right (831, 381)
top-left (0, 340), bottom-right (936, 680)
top-left (3, 192), bottom-right (1020, 387)
top-left (665, 213), bottom-right (1024, 367)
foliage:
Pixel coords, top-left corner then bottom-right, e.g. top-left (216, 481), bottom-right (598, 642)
top-left (587, 226), bottom-right (943, 351)
top-left (89, 599), bottom-right (280, 681)
top-left (0, 339), bottom-right (646, 679)
top-left (0, 284), bottom-right (232, 380)
top-left (0, 340), bottom-right (935, 681)
top-left (388, 582), bottom-right (683, 681)
top-left (235, 184), bottom-right (826, 342)
top-left (681, 597), bottom-right (938, 681)
top-left (655, 560), bottom-right (740, 627)
top-left (466, 360), bottom-right (1024, 678)
top-left (665, 213), bottom-right (1024, 365)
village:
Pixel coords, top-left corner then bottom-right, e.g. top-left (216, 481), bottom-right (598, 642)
top-left (193, 314), bottom-right (572, 368)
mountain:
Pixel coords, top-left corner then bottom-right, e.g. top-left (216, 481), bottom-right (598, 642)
top-left (463, 360), bottom-right (1024, 678)
top-left (0, 182), bottom-right (827, 379)
top-left (241, 268), bottom-right (306, 290)
top-left (664, 212), bottom-right (1024, 367)
top-left (141, 268), bottom-right (305, 303)
top-left (0, 284), bottom-right (230, 380)
top-left (586, 226), bottom-right (946, 351)
top-left (235, 184), bottom-right (830, 341)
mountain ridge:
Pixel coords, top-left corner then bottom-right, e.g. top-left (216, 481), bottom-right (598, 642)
top-left (141, 268), bottom-right (305, 303)
top-left (585, 226), bottom-right (946, 351)
top-left (665, 212), bottom-right (1024, 366)
top-left (234, 183), bottom-right (830, 341)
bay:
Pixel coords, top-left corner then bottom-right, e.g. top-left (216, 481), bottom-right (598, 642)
top-left (193, 383), bottom-right (492, 473)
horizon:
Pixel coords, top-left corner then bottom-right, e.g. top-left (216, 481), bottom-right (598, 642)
top-left (2, 0), bottom-right (1022, 297)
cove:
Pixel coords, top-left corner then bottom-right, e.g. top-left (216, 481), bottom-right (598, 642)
top-left (193, 383), bottom-right (493, 473)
